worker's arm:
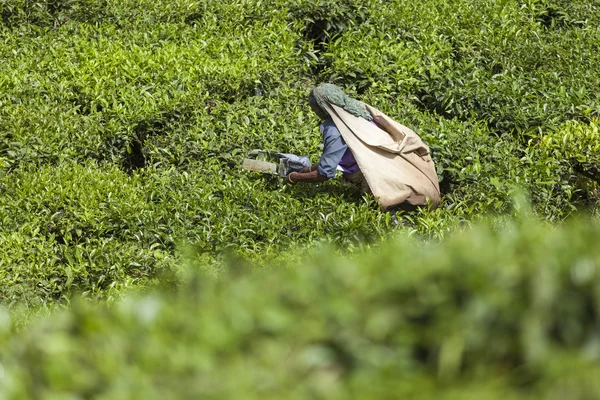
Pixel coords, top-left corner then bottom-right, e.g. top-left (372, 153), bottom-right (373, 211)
top-left (286, 169), bottom-right (328, 184)
top-left (287, 118), bottom-right (345, 184)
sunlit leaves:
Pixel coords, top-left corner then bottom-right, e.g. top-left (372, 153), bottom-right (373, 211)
top-left (0, 0), bottom-right (598, 308)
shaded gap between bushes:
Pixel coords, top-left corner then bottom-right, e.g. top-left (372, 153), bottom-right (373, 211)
top-left (289, 1), bottom-right (370, 76)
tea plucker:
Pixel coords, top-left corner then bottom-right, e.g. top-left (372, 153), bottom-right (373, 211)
top-left (286, 84), bottom-right (441, 211)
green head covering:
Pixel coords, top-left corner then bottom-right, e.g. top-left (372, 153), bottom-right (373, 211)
top-left (309, 83), bottom-right (373, 121)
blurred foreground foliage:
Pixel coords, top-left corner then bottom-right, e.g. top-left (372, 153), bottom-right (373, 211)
top-left (1, 216), bottom-right (600, 398)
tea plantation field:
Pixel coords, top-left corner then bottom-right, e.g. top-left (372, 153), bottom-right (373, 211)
top-left (0, 0), bottom-right (599, 397)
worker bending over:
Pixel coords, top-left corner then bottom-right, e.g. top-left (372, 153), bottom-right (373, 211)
top-left (286, 84), bottom-right (441, 211)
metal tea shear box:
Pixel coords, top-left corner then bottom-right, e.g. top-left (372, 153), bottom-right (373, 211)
top-left (242, 150), bottom-right (310, 177)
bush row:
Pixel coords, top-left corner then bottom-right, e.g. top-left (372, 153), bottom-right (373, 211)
top-left (0, 160), bottom-right (394, 306)
top-left (3, 110), bottom-right (598, 305)
top-left (323, 0), bottom-right (600, 133)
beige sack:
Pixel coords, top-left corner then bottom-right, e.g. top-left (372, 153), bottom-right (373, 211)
top-left (323, 102), bottom-right (441, 210)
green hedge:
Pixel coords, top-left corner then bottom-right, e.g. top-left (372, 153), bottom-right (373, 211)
top-left (0, 160), bottom-right (394, 306)
top-left (0, 0), bottom-right (598, 307)
top-left (1, 216), bottom-right (600, 398)
top-left (324, 0), bottom-right (600, 133)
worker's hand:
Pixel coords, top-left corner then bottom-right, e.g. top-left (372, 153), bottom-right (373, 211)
top-left (285, 172), bottom-right (299, 185)
top-left (300, 164), bottom-right (318, 174)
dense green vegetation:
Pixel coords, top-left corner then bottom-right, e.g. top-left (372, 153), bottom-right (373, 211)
top-left (0, 0), bottom-right (599, 397)
top-left (3, 216), bottom-right (600, 398)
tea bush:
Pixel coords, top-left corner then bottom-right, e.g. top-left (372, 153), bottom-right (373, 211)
top-left (1, 217), bottom-right (600, 398)
top-left (0, 160), bottom-right (395, 306)
top-left (0, 0), bottom-right (598, 306)
top-left (325, 0), bottom-right (600, 132)
top-left (522, 120), bottom-right (600, 214)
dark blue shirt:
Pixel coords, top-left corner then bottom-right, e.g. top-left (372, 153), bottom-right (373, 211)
top-left (317, 118), bottom-right (358, 178)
